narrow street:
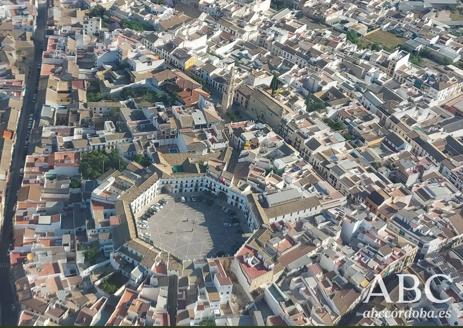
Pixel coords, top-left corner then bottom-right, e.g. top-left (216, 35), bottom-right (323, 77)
top-left (167, 274), bottom-right (178, 326)
top-left (0, 0), bottom-right (48, 324)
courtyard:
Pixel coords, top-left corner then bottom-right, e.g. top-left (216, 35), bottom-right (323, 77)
top-left (140, 194), bottom-right (246, 260)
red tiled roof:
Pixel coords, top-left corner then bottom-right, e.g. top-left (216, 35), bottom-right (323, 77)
top-left (152, 260), bottom-right (167, 275)
top-left (40, 64), bottom-right (55, 76)
top-left (72, 80), bottom-right (85, 90)
top-left (10, 252), bottom-right (25, 265)
top-left (107, 288), bottom-right (137, 326)
top-left (109, 216), bottom-right (121, 226)
top-left (213, 260), bottom-right (232, 286)
top-left (268, 315), bottom-right (287, 326)
top-left (237, 246), bottom-right (269, 281)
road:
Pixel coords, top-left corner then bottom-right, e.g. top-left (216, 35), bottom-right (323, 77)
top-left (167, 274), bottom-right (178, 326)
top-left (0, 0), bottom-right (48, 324)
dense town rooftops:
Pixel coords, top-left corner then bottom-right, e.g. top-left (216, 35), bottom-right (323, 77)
top-left (5, 0), bottom-right (463, 325)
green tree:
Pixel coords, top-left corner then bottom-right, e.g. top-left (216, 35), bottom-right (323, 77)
top-left (119, 88), bottom-right (130, 99)
top-left (89, 5), bottom-right (106, 18)
top-left (87, 91), bottom-right (103, 102)
top-left (371, 162), bottom-right (382, 170)
top-left (410, 53), bottom-right (422, 66)
top-left (83, 242), bottom-right (100, 265)
top-left (134, 154), bottom-right (151, 167)
top-left (270, 0), bottom-right (286, 10)
top-left (80, 150), bottom-right (127, 180)
top-left (419, 47), bottom-right (452, 65)
top-left (70, 178), bottom-right (81, 188)
top-left (441, 58), bottom-right (452, 65)
top-left (370, 43), bottom-right (382, 51)
top-left (342, 132), bottom-right (354, 140)
top-left (226, 111), bottom-right (237, 121)
top-left (270, 74), bottom-right (279, 96)
top-left (101, 280), bottom-right (118, 294)
top-left (107, 108), bottom-right (120, 124)
top-left (199, 318), bottom-right (216, 326)
top-left (306, 94), bottom-right (327, 112)
top-left (324, 118), bottom-right (345, 131)
top-left (88, 5), bottom-right (114, 29)
top-left (87, 80), bottom-right (103, 102)
top-left (346, 30), bottom-right (359, 44)
top-left (121, 19), bottom-right (154, 32)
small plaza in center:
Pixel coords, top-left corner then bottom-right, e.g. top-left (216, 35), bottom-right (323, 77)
top-left (136, 194), bottom-right (247, 260)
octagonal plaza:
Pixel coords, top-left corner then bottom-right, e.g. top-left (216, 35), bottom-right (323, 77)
top-left (135, 194), bottom-right (247, 260)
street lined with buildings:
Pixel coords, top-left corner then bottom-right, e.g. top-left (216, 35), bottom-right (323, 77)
top-left (1, 0), bottom-right (463, 326)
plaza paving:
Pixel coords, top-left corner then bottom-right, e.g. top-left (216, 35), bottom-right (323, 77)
top-left (145, 195), bottom-right (246, 260)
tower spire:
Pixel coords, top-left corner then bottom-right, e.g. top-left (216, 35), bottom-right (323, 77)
top-left (221, 65), bottom-right (235, 115)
